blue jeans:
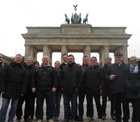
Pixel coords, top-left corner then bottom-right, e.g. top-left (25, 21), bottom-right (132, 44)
top-left (0, 98), bottom-right (19, 122)
top-left (52, 90), bottom-right (63, 118)
top-left (63, 90), bottom-right (78, 120)
top-left (36, 90), bottom-right (53, 120)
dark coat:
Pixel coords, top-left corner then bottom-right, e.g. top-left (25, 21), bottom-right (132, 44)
top-left (106, 62), bottom-right (129, 94)
top-left (0, 62), bottom-right (7, 91)
top-left (31, 65), bottom-right (58, 91)
top-left (2, 62), bottom-right (27, 99)
top-left (23, 63), bottom-right (35, 92)
top-left (102, 64), bottom-right (111, 94)
top-left (60, 63), bottom-right (82, 92)
top-left (126, 65), bottom-right (140, 99)
top-left (83, 65), bottom-right (104, 91)
top-left (55, 68), bottom-right (61, 90)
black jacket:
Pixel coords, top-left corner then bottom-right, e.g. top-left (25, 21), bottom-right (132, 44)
top-left (31, 65), bottom-right (58, 91)
top-left (0, 62), bottom-right (7, 91)
top-left (126, 65), bottom-right (140, 99)
top-left (2, 62), bottom-right (27, 99)
top-left (23, 63), bottom-right (35, 92)
top-left (102, 64), bottom-right (111, 92)
top-left (60, 63), bottom-right (82, 92)
top-left (106, 62), bottom-right (129, 94)
top-left (83, 65), bottom-right (104, 91)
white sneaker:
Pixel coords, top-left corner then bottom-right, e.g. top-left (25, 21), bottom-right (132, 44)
top-left (83, 117), bottom-right (91, 122)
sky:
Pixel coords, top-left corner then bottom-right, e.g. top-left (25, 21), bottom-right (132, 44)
top-left (0, 0), bottom-right (140, 64)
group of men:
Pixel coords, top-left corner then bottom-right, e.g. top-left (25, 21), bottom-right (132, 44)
top-left (0, 52), bottom-right (140, 122)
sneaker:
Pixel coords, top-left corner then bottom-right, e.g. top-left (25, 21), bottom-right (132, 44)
top-left (83, 117), bottom-right (91, 122)
top-left (48, 119), bottom-right (55, 122)
top-left (98, 119), bottom-right (102, 122)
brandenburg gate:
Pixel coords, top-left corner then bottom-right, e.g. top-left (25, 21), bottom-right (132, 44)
top-left (22, 7), bottom-right (131, 65)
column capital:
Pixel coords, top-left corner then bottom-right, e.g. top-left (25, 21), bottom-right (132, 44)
top-left (24, 44), bottom-right (30, 47)
top-left (104, 45), bottom-right (109, 47)
top-left (122, 44), bottom-right (128, 47)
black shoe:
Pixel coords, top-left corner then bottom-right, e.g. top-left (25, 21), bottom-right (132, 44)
top-left (112, 115), bottom-right (116, 120)
top-left (62, 119), bottom-right (69, 122)
top-left (91, 118), bottom-right (94, 121)
top-left (24, 118), bottom-right (33, 122)
top-left (102, 115), bottom-right (106, 120)
top-left (75, 116), bottom-right (83, 121)
top-left (69, 120), bottom-right (75, 122)
top-left (116, 120), bottom-right (121, 122)
top-left (123, 120), bottom-right (129, 122)
top-left (16, 119), bottom-right (21, 122)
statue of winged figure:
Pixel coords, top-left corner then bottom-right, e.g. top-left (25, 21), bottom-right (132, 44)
top-left (73, 4), bottom-right (78, 11)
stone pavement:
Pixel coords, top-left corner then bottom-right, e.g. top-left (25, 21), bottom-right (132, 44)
top-left (0, 96), bottom-right (132, 122)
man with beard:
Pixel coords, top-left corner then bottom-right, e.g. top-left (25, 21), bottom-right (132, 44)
top-left (60, 54), bottom-right (82, 122)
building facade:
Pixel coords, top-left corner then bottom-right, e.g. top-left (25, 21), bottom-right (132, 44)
top-left (22, 24), bottom-right (131, 65)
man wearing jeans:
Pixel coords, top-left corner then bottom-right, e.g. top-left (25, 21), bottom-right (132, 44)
top-left (31, 55), bottom-right (57, 122)
top-left (0, 54), bottom-right (27, 122)
top-left (60, 54), bottom-right (82, 122)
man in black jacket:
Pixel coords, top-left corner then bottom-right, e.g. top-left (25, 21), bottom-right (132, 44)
top-left (60, 53), bottom-right (68, 70)
top-left (32, 55), bottom-right (57, 122)
top-left (77, 56), bottom-right (94, 121)
top-left (60, 54), bottom-right (82, 122)
top-left (101, 57), bottom-right (116, 120)
top-left (0, 54), bottom-right (27, 122)
top-left (106, 52), bottom-right (129, 122)
top-left (0, 53), bottom-right (7, 94)
top-left (16, 57), bottom-right (35, 122)
top-left (83, 56), bottom-right (104, 122)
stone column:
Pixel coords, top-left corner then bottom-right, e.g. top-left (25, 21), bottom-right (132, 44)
top-left (114, 46), bottom-right (123, 54)
top-left (25, 45), bottom-right (30, 58)
top-left (61, 45), bottom-right (68, 55)
top-left (61, 45), bottom-right (68, 63)
top-left (101, 47), bottom-right (105, 66)
top-left (30, 46), bottom-right (35, 59)
top-left (43, 45), bottom-right (50, 58)
top-left (84, 46), bottom-right (91, 59)
top-left (104, 45), bottom-right (109, 61)
top-left (122, 45), bottom-right (128, 63)
top-left (99, 50), bottom-right (102, 66)
top-left (34, 49), bottom-right (38, 60)
top-left (49, 48), bottom-right (53, 65)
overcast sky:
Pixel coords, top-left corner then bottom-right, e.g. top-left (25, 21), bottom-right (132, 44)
top-left (0, 0), bottom-right (140, 64)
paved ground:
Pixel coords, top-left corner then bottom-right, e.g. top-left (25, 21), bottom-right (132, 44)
top-left (0, 96), bottom-right (132, 122)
